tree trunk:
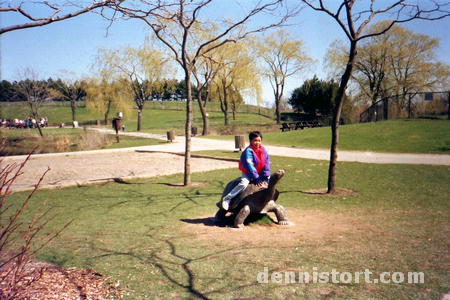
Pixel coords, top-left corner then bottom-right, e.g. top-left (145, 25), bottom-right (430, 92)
top-left (104, 100), bottom-right (112, 125)
top-left (222, 91), bottom-right (229, 126)
top-left (184, 70), bottom-right (192, 186)
top-left (29, 101), bottom-right (44, 137)
top-left (275, 87), bottom-right (281, 124)
top-left (137, 107), bottom-right (142, 131)
top-left (218, 87), bottom-right (229, 126)
top-left (223, 108), bottom-right (229, 126)
top-left (327, 40), bottom-right (357, 193)
top-left (273, 81), bottom-right (284, 125)
top-left (202, 114), bottom-right (209, 135)
top-left (71, 98), bottom-right (76, 122)
top-left (197, 90), bottom-right (209, 136)
top-left (275, 97), bottom-right (281, 124)
top-left (37, 123), bottom-right (44, 137)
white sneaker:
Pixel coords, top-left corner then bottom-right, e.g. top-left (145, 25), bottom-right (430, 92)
top-left (222, 198), bottom-right (230, 210)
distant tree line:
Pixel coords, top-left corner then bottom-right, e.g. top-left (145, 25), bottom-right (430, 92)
top-left (0, 78), bottom-right (209, 103)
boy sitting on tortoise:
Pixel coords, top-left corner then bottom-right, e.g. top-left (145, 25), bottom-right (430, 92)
top-left (216, 131), bottom-right (289, 228)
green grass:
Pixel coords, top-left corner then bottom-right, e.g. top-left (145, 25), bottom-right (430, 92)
top-left (100, 135), bottom-right (165, 149)
top-left (1, 102), bottom-right (108, 125)
top-left (120, 109), bottom-right (277, 136)
top-left (4, 155), bottom-right (449, 299)
top-left (2, 102), bottom-right (449, 154)
top-left (1, 102), bottom-right (276, 136)
top-left (211, 119), bottom-right (450, 154)
top-left (0, 128), bottom-right (164, 155)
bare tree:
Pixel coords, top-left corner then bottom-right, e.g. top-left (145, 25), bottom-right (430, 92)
top-left (301, 0), bottom-right (450, 193)
top-left (104, 0), bottom-right (300, 185)
top-left (0, 143), bottom-right (72, 299)
top-left (325, 21), bottom-right (450, 106)
top-left (52, 71), bottom-right (85, 124)
top-left (192, 56), bottom-right (218, 136)
top-left (13, 68), bottom-right (51, 137)
top-left (0, 1), bottom-right (114, 35)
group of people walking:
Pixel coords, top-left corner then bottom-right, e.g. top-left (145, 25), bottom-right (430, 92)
top-left (1, 117), bottom-right (48, 129)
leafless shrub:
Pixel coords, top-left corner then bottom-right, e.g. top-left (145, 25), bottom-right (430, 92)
top-left (77, 130), bottom-right (110, 151)
top-left (0, 141), bottom-right (72, 299)
top-left (54, 136), bottom-right (71, 152)
top-left (0, 130), bottom-right (111, 156)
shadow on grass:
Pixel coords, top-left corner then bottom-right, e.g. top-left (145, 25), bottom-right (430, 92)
top-left (181, 216), bottom-right (231, 228)
top-left (435, 146), bottom-right (450, 152)
top-left (112, 178), bottom-right (133, 184)
top-left (181, 214), bottom-right (275, 228)
top-left (89, 231), bottom-right (259, 300)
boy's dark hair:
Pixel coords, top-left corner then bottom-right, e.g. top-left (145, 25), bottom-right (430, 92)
top-left (249, 131), bottom-right (262, 141)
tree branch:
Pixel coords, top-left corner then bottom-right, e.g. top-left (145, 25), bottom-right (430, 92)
top-left (0, 0), bottom-right (115, 35)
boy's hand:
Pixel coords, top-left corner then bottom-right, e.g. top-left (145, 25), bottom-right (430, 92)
top-left (257, 181), bottom-right (268, 188)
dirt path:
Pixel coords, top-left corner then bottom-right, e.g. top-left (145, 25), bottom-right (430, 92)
top-left (91, 128), bottom-right (450, 165)
top-left (2, 151), bottom-right (236, 193)
top-left (2, 128), bottom-right (449, 193)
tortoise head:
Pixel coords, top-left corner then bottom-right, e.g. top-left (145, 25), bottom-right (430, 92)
top-left (268, 169), bottom-right (285, 187)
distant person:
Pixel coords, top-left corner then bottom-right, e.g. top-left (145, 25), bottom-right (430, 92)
top-left (112, 116), bottom-right (121, 143)
top-left (221, 131), bottom-right (270, 210)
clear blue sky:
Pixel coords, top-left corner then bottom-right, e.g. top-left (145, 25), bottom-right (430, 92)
top-left (1, 1), bottom-right (449, 105)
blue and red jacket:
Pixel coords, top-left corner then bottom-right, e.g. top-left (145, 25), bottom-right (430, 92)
top-left (239, 145), bottom-right (270, 184)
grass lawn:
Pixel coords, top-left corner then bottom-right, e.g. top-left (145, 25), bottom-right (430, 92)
top-left (100, 135), bottom-right (165, 150)
top-left (3, 102), bottom-right (449, 154)
top-left (0, 128), bottom-right (164, 155)
top-left (1, 102), bottom-right (108, 125)
top-left (1, 103), bottom-right (277, 136)
top-left (210, 119), bottom-right (450, 154)
top-left (121, 109), bottom-right (277, 136)
top-left (5, 155), bottom-right (449, 299)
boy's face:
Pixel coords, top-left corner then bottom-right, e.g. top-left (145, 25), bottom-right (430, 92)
top-left (250, 136), bottom-right (262, 148)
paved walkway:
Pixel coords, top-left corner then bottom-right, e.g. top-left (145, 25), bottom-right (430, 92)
top-left (92, 128), bottom-right (450, 166)
top-left (2, 128), bottom-right (449, 193)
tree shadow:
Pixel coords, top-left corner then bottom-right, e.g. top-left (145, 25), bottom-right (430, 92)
top-left (435, 146), bottom-right (450, 152)
top-left (87, 229), bottom-right (260, 300)
top-left (112, 178), bottom-right (133, 184)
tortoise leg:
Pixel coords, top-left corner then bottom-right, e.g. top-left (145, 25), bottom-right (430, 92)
top-left (273, 204), bottom-right (289, 225)
top-left (263, 201), bottom-right (289, 225)
top-left (214, 208), bottom-right (227, 222)
top-left (234, 205), bottom-right (251, 228)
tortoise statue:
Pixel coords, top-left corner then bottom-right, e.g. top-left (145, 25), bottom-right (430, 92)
top-left (215, 169), bottom-right (289, 228)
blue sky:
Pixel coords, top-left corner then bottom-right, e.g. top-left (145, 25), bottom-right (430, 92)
top-left (1, 1), bottom-right (449, 105)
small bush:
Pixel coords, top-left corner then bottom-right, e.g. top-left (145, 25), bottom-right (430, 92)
top-left (0, 143), bottom-right (69, 298)
top-left (0, 130), bottom-right (112, 156)
top-left (76, 130), bottom-right (111, 151)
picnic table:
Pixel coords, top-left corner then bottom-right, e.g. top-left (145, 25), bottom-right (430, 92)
top-left (280, 123), bottom-right (292, 132)
top-left (279, 121), bottom-right (323, 132)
